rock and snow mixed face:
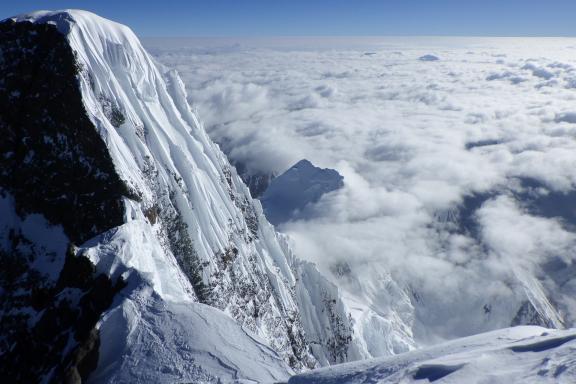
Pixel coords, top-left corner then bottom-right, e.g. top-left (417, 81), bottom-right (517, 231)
top-left (3, 9), bottom-right (576, 384)
top-left (147, 36), bottom-right (576, 352)
top-left (0, 10), bottom-right (357, 383)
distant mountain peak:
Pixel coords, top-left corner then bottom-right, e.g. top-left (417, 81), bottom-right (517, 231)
top-left (261, 159), bottom-right (344, 225)
top-left (293, 158), bottom-right (313, 167)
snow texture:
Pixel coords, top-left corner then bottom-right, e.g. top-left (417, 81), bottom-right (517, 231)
top-left (289, 326), bottom-right (576, 383)
top-left (9, 9), bottom-right (357, 381)
top-left (11, 11), bottom-right (576, 383)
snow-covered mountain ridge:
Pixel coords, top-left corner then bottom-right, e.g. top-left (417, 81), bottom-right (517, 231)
top-left (3, 9), bottom-right (574, 384)
top-left (289, 326), bottom-right (576, 383)
top-left (0, 10), bottom-right (357, 383)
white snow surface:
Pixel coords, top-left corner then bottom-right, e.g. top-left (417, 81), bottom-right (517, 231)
top-left (289, 326), bottom-right (576, 384)
top-left (15, 10), bottom-right (576, 382)
top-left (11, 9), bottom-right (359, 381)
top-left (75, 205), bottom-right (292, 383)
top-left (93, 296), bottom-right (291, 384)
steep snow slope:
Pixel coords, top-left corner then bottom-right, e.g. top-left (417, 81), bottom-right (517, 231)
top-left (289, 326), bottom-right (576, 383)
top-left (0, 9), bottom-right (358, 382)
top-left (78, 215), bottom-right (291, 383)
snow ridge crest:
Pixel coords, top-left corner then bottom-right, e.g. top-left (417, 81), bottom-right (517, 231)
top-left (3, 9), bottom-right (359, 381)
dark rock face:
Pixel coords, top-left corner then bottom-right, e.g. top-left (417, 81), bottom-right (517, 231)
top-left (0, 237), bottom-right (125, 383)
top-left (419, 54), bottom-right (440, 62)
top-left (0, 19), bottom-right (129, 244)
top-left (0, 20), bottom-right (130, 383)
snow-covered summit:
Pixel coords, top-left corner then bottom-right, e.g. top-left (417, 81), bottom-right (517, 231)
top-left (261, 159), bottom-right (344, 225)
top-left (0, 9), bottom-right (359, 382)
top-left (11, 9), bottom-right (133, 36)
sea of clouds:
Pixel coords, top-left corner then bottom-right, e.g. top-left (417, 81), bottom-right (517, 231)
top-left (146, 37), bottom-right (576, 347)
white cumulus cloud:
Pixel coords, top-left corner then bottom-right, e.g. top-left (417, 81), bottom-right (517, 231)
top-left (146, 37), bottom-right (576, 349)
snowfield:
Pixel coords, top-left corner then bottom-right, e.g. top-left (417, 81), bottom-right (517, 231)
top-left (289, 326), bottom-right (576, 383)
top-left (90, 278), bottom-right (292, 383)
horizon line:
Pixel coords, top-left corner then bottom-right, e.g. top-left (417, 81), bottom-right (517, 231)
top-left (140, 35), bottom-right (576, 39)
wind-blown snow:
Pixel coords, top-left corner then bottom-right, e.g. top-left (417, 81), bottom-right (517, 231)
top-left (289, 326), bottom-right (576, 383)
top-left (9, 10), bottom-right (360, 381)
top-left (84, 232), bottom-right (292, 383)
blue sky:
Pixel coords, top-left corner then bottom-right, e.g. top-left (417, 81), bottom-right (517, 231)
top-left (2, 0), bottom-right (576, 36)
